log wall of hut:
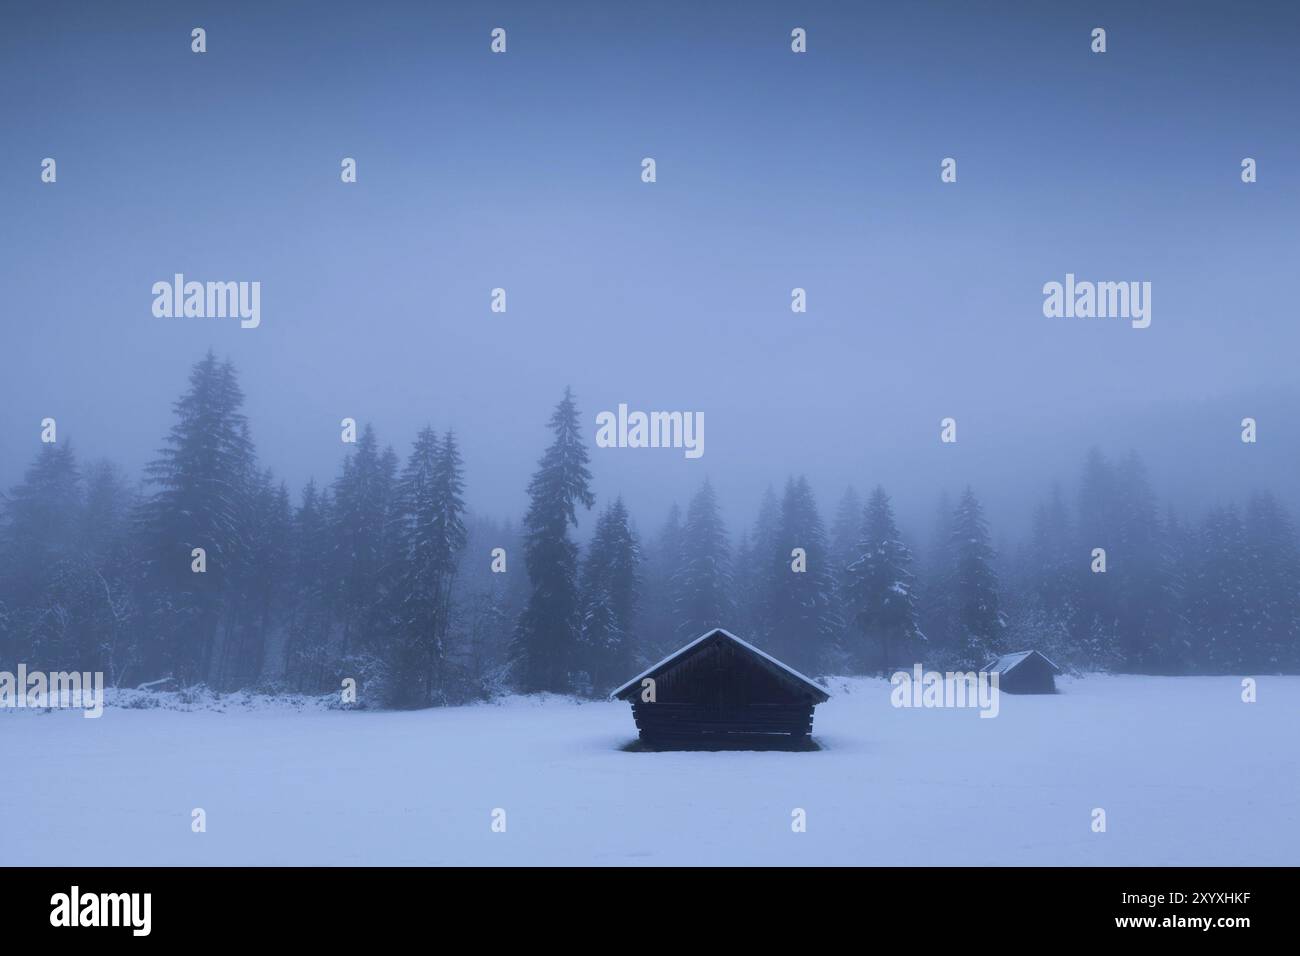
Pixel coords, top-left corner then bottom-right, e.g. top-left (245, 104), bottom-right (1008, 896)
top-left (1000, 656), bottom-right (1058, 694)
top-left (629, 637), bottom-right (818, 749)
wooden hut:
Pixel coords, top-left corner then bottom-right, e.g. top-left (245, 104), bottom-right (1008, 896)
top-left (611, 628), bottom-right (830, 750)
top-left (983, 650), bottom-right (1061, 694)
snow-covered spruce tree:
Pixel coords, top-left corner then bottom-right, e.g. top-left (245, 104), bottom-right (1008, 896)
top-left (216, 470), bottom-right (292, 689)
top-left (330, 423), bottom-right (400, 701)
top-left (741, 484), bottom-right (782, 648)
top-left (997, 483), bottom-right (1079, 673)
top-left (284, 479), bottom-right (335, 692)
top-left (1072, 447), bottom-right (1122, 670)
top-left (1112, 452), bottom-right (1170, 674)
top-left (389, 427), bottom-right (468, 706)
top-left (828, 485), bottom-right (863, 668)
top-left (426, 431), bottom-right (468, 696)
top-left (918, 489), bottom-right (955, 659)
top-left (578, 496), bottom-right (640, 695)
top-left (1021, 483), bottom-right (1077, 667)
top-left (639, 503), bottom-right (683, 661)
top-left (0, 442), bottom-right (86, 669)
top-left (510, 388), bottom-right (595, 694)
top-left (1188, 505), bottom-right (1251, 673)
top-left (947, 487), bottom-right (1005, 669)
top-left (731, 529), bottom-right (758, 640)
top-left (0, 442), bottom-right (82, 606)
top-left (845, 486), bottom-right (922, 676)
top-left (389, 427), bottom-right (441, 706)
top-left (447, 514), bottom-right (526, 700)
top-left (77, 459), bottom-right (137, 682)
top-left (672, 478), bottom-right (734, 644)
top-left (1244, 491), bottom-right (1300, 672)
top-left (1157, 506), bottom-right (1193, 674)
top-left (134, 351), bottom-right (257, 685)
top-left (768, 476), bottom-right (840, 675)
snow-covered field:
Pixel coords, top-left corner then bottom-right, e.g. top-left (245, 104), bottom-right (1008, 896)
top-left (4, 676), bottom-right (1296, 865)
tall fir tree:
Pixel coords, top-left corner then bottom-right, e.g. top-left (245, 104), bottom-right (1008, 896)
top-left (829, 485), bottom-right (863, 661)
top-left (745, 485), bottom-right (782, 646)
top-left (578, 496), bottom-right (640, 695)
top-left (0, 442), bottom-right (82, 604)
top-left (1020, 483), bottom-right (1076, 668)
top-left (845, 486), bottom-right (921, 675)
top-left (768, 476), bottom-right (839, 674)
top-left (135, 351), bottom-right (257, 684)
top-left (511, 388), bottom-right (595, 693)
top-left (1112, 452), bottom-right (1168, 672)
top-left (1243, 491), bottom-right (1300, 671)
top-left (390, 427), bottom-right (468, 705)
top-left (672, 479), bottom-right (734, 642)
top-left (641, 503), bottom-right (683, 660)
top-left (331, 424), bottom-right (400, 698)
top-left (1073, 448), bottom-right (1122, 669)
top-left (0, 442), bottom-right (85, 669)
top-left (918, 489), bottom-right (955, 656)
top-left (285, 479), bottom-right (335, 691)
top-left (947, 487), bottom-right (1005, 667)
top-left (1188, 506), bottom-right (1251, 672)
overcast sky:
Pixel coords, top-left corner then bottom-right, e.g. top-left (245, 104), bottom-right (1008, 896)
top-left (3, 0), bottom-right (1298, 544)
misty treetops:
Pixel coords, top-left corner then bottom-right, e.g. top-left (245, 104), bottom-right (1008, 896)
top-left (2, 353), bottom-right (1297, 708)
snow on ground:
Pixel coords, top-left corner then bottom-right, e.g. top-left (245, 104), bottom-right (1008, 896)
top-left (3, 676), bottom-right (1296, 865)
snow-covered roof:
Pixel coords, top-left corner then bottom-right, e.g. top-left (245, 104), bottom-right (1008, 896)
top-left (610, 628), bottom-right (831, 702)
top-left (983, 650), bottom-right (1061, 675)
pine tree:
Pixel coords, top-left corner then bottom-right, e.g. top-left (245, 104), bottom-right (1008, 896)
top-left (1158, 506), bottom-right (1192, 673)
top-left (829, 485), bottom-right (863, 660)
top-left (511, 388), bottom-right (595, 693)
top-left (0, 442), bottom-right (82, 605)
top-left (390, 427), bottom-right (468, 705)
top-left (391, 427), bottom-right (443, 705)
top-left (427, 430), bottom-right (468, 694)
top-left (331, 424), bottom-right (400, 700)
top-left (1073, 448), bottom-right (1122, 669)
top-left (1113, 452), bottom-right (1167, 672)
top-left (1244, 492), bottom-right (1300, 671)
top-left (578, 497), bottom-right (640, 695)
top-left (732, 529), bottom-right (758, 638)
top-left (1021, 483), bottom-right (1076, 669)
top-left (745, 485), bottom-right (782, 646)
top-left (672, 479), bottom-right (734, 642)
top-left (948, 487), bottom-right (1005, 667)
top-left (285, 479), bottom-right (335, 691)
top-left (641, 503), bottom-right (683, 660)
top-left (846, 486), bottom-right (921, 675)
top-left (449, 515), bottom-right (526, 699)
top-left (0, 442), bottom-right (86, 669)
top-left (1188, 506), bottom-right (1250, 672)
top-left (768, 476), bottom-right (839, 674)
top-left (918, 490), bottom-right (955, 657)
top-left (78, 459), bottom-right (136, 681)
top-left (135, 351), bottom-right (257, 684)
top-left (218, 470), bottom-right (291, 689)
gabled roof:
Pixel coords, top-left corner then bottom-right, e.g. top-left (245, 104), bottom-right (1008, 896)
top-left (610, 628), bottom-right (830, 703)
top-left (983, 649), bottom-right (1061, 675)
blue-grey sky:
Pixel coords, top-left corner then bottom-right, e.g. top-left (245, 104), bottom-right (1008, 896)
top-left (3, 0), bottom-right (1298, 542)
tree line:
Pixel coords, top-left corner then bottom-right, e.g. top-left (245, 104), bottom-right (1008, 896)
top-left (1, 352), bottom-right (1296, 706)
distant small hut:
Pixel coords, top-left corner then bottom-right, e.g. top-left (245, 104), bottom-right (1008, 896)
top-left (983, 650), bottom-right (1061, 694)
top-left (611, 628), bottom-right (830, 750)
